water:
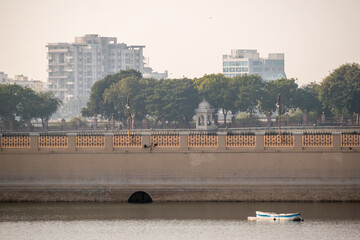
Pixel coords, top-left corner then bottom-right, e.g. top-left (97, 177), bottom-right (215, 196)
top-left (1, 202), bottom-right (360, 240)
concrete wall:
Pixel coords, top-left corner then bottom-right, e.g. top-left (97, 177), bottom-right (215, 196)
top-left (1, 150), bottom-right (359, 202)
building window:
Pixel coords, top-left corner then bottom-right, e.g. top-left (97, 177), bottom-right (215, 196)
top-left (223, 62), bottom-right (229, 66)
top-left (223, 68), bottom-right (229, 72)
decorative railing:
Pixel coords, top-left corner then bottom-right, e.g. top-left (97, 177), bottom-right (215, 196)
top-left (38, 133), bottom-right (68, 148)
top-left (0, 133), bottom-right (30, 148)
top-left (76, 133), bottom-right (105, 148)
top-left (1, 131), bottom-right (360, 150)
top-left (341, 132), bottom-right (360, 147)
top-left (188, 132), bottom-right (218, 147)
top-left (264, 132), bottom-right (294, 147)
top-left (150, 133), bottom-right (180, 147)
top-left (113, 133), bottom-right (142, 147)
top-left (226, 132), bottom-right (256, 147)
top-left (302, 132), bottom-right (333, 147)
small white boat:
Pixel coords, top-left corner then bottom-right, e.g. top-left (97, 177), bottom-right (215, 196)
top-left (247, 211), bottom-right (303, 221)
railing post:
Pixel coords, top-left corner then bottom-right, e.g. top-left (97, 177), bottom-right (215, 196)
top-left (293, 132), bottom-right (303, 150)
top-left (142, 133), bottom-right (150, 148)
top-left (217, 132), bottom-right (227, 151)
top-left (179, 132), bottom-right (189, 150)
top-left (255, 132), bottom-right (264, 151)
top-left (30, 133), bottom-right (38, 152)
top-left (68, 133), bottom-right (77, 151)
top-left (104, 133), bottom-right (113, 151)
top-left (332, 132), bottom-right (341, 150)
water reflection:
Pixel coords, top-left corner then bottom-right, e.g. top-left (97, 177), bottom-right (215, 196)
top-left (1, 202), bottom-right (359, 222)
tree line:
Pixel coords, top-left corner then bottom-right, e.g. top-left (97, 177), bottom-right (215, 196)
top-left (82, 63), bottom-right (360, 127)
top-left (0, 84), bottom-right (61, 131)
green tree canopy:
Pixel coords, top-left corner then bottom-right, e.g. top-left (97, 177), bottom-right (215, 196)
top-left (82, 69), bottom-right (142, 119)
top-left (36, 91), bottom-right (62, 126)
top-left (103, 75), bottom-right (147, 122)
top-left (259, 78), bottom-right (298, 114)
top-left (232, 75), bottom-right (265, 115)
top-left (0, 84), bottom-right (61, 131)
top-left (319, 63), bottom-right (360, 122)
top-left (159, 78), bottom-right (200, 126)
top-left (194, 74), bottom-right (237, 124)
top-left (295, 82), bottom-right (322, 114)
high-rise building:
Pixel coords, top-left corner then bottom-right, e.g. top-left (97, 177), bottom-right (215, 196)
top-left (222, 49), bottom-right (286, 80)
top-left (47, 34), bottom-right (146, 103)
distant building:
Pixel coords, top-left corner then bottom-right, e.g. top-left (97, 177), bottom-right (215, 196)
top-left (143, 67), bottom-right (168, 80)
top-left (222, 49), bottom-right (286, 80)
top-left (0, 71), bottom-right (10, 83)
top-left (47, 34), bottom-right (166, 103)
top-left (0, 72), bottom-right (45, 92)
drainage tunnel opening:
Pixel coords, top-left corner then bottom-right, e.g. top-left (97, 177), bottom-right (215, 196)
top-left (128, 191), bottom-right (153, 203)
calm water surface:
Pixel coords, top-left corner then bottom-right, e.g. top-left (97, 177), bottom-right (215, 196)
top-left (1, 202), bottom-right (359, 240)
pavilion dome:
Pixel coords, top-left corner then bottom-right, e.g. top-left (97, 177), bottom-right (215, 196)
top-left (198, 99), bottom-right (211, 110)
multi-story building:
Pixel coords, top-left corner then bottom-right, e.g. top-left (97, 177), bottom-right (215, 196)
top-left (0, 71), bottom-right (10, 84)
top-left (0, 72), bottom-right (45, 92)
top-left (222, 49), bottom-right (286, 80)
top-left (47, 34), bottom-right (147, 103)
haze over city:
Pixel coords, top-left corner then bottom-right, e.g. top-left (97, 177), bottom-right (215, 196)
top-left (1, 0), bottom-right (360, 85)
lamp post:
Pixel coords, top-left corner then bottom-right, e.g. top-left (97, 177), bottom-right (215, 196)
top-left (126, 95), bottom-right (131, 137)
top-left (276, 93), bottom-right (281, 136)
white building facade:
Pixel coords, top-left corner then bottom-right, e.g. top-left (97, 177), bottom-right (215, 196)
top-left (0, 72), bottom-right (45, 92)
top-left (47, 34), bottom-right (146, 103)
top-left (222, 49), bottom-right (286, 81)
top-left (0, 72), bottom-right (10, 84)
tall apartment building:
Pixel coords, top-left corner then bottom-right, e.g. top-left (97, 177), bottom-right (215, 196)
top-left (222, 49), bottom-right (286, 81)
top-left (47, 34), bottom-right (146, 103)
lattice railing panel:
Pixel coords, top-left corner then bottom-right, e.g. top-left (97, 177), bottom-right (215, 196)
top-left (1, 134), bottom-right (30, 148)
top-left (341, 134), bottom-right (360, 147)
top-left (302, 135), bottom-right (332, 147)
top-left (151, 133), bottom-right (180, 147)
top-left (38, 134), bottom-right (68, 148)
top-left (264, 135), bottom-right (294, 147)
top-left (113, 134), bottom-right (142, 147)
top-left (76, 134), bottom-right (105, 148)
top-left (188, 133), bottom-right (218, 147)
top-left (226, 135), bottom-right (256, 147)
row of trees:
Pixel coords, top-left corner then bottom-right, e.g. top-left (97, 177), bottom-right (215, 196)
top-left (0, 84), bottom-right (61, 131)
top-left (82, 63), bottom-right (360, 127)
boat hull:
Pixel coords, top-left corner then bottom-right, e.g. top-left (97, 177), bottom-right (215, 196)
top-left (248, 211), bottom-right (303, 221)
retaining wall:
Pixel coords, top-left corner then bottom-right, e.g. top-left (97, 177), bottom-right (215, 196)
top-left (1, 132), bottom-right (359, 202)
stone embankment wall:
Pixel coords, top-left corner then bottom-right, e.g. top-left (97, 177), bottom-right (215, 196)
top-left (0, 131), bottom-right (359, 202)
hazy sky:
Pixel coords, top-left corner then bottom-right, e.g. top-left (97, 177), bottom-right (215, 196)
top-left (0, 0), bottom-right (359, 85)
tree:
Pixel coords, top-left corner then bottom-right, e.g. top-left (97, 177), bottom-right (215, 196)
top-left (319, 63), bottom-right (360, 124)
top-left (0, 84), bottom-right (23, 130)
top-left (144, 79), bottom-right (168, 125)
top-left (103, 75), bottom-right (147, 123)
top-left (161, 78), bottom-right (200, 126)
top-left (82, 69), bottom-right (143, 119)
top-left (194, 74), bottom-right (237, 125)
top-left (36, 91), bottom-right (62, 129)
top-left (232, 75), bottom-right (265, 117)
top-left (0, 85), bottom-right (61, 131)
top-left (295, 82), bottom-right (322, 114)
top-left (259, 78), bottom-right (298, 114)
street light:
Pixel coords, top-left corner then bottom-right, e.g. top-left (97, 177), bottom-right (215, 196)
top-left (126, 95), bottom-right (131, 137)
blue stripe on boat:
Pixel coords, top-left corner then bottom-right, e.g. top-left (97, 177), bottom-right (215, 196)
top-left (256, 214), bottom-right (300, 218)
